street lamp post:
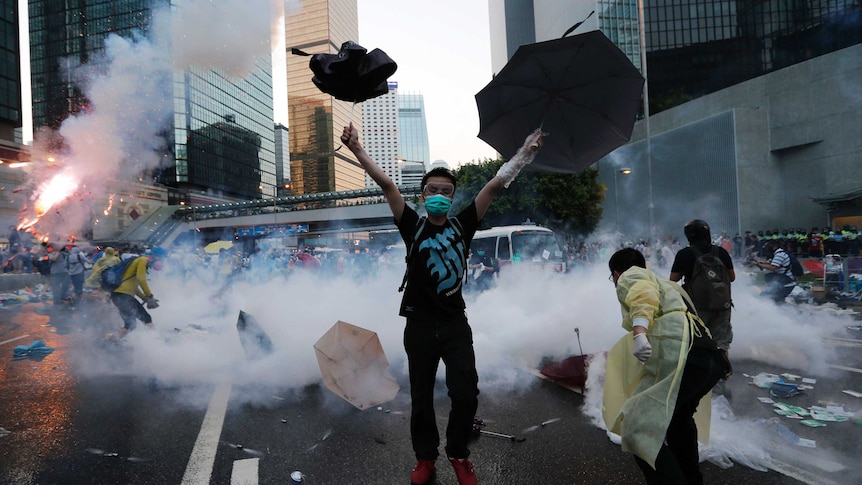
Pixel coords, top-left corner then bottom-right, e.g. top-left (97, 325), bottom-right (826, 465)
top-left (614, 168), bottom-right (632, 233)
top-left (636, 0), bottom-right (654, 240)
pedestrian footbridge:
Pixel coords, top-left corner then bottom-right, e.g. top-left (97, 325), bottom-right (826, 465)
top-left (113, 185), bottom-right (422, 247)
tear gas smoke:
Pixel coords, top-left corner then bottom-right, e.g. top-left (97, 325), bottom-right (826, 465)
top-left (63, 245), bottom-right (860, 479)
top-left (169, 0), bottom-right (301, 77)
top-left (70, 248), bottom-right (844, 400)
top-left (21, 1), bottom-right (301, 240)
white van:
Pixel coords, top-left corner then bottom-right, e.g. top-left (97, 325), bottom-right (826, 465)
top-left (472, 224), bottom-right (566, 273)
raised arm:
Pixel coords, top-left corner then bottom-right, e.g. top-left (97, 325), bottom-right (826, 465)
top-left (475, 129), bottom-right (543, 220)
top-left (342, 123), bottom-right (406, 221)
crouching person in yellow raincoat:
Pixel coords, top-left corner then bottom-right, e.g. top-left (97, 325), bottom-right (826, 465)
top-left (603, 248), bottom-right (728, 484)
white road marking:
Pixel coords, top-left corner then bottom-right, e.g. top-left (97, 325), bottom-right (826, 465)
top-left (181, 380), bottom-right (233, 485)
top-left (768, 460), bottom-right (844, 485)
top-left (230, 458), bottom-right (259, 485)
top-left (821, 337), bottom-right (862, 348)
top-left (0, 334), bottom-right (30, 346)
top-left (828, 364), bottom-right (862, 374)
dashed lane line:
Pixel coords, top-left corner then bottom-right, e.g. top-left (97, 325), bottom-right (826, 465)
top-left (828, 364), bottom-right (862, 374)
top-left (181, 380), bottom-right (233, 485)
top-left (231, 458), bottom-right (259, 485)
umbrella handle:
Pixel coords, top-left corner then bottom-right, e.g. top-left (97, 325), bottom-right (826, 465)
top-left (561, 10), bottom-right (594, 38)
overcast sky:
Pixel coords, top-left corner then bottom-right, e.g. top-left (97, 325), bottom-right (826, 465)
top-left (356, 0), bottom-right (499, 166)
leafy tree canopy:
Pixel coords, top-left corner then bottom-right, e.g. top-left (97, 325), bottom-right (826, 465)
top-left (451, 158), bottom-right (606, 238)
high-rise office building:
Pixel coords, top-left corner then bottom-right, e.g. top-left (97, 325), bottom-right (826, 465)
top-left (274, 123), bottom-right (290, 195)
top-left (28, 0), bottom-right (277, 200)
top-left (399, 159), bottom-right (424, 187)
top-left (491, 0), bottom-right (861, 112)
top-left (0, 2), bottom-right (30, 228)
top-left (285, 0), bottom-right (365, 195)
top-left (397, 90), bottom-right (430, 172)
top-left (361, 81), bottom-right (399, 187)
top-left (643, 0), bottom-right (861, 110)
top-left (0, 0), bottom-right (21, 140)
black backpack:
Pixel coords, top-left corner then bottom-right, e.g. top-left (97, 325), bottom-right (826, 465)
top-left (787, 252), bottom-right (804, 277)
top-left (686, 246), bottom-right (732, 312)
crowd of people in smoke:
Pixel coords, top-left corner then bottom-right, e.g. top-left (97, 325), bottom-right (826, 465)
top-left (563, 225), bottom-right (862, 271)
top-left (3, 225), bottom-right (860, 288)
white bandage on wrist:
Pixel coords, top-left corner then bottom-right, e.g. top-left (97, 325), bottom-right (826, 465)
top-left (495, 129), bottom-right (543, 188)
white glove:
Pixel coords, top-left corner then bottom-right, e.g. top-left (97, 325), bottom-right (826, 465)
top-left (632, 321), bottom-right (652, 363)
top-left (496, 129), bottom-right (544, 188)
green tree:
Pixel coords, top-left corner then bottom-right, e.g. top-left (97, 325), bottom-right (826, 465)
top-left (452, 158), bottom-right (605, 237)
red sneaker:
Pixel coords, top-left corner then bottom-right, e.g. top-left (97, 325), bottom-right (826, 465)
top-left (449, 457), bottom-right (477, 485)
top-left (410, 459), bottom-right (436, 484)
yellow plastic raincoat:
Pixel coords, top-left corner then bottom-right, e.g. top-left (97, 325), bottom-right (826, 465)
top-left (602, 266), bottom-right (712, 468)
top-left (83, 248), bottom-right (120, 289)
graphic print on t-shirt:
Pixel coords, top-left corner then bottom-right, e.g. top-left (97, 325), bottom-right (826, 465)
top-left (417, 225), bottom-right (466, 295)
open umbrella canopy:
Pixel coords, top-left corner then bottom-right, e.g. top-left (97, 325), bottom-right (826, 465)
top-left (204, 240), bottom-right (233, 254)
top-left (313, 320), bottom-right (400, 410)
top-left (475, 30), bottom-right (644, 173)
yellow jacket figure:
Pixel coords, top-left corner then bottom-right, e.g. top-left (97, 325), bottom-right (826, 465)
top-left (84, 247), bottom-right (120, 289)
top-left (108, 247), bottom-right (167, 339)
top-left (603, 248), bottom-right (726, 485)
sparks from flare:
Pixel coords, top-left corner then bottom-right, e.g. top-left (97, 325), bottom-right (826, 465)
top-left (18, 171), bottom-right (80, 231)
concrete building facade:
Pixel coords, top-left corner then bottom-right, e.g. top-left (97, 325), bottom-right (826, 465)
top-left (600, 44), bottom-right (862, 238)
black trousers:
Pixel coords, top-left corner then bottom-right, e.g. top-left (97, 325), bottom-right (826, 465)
top-left (764, 273), bottom-right (795, 303)
top-left (634, 347), bottom-right (725, 485)
top-left (110, 292), bottom-right (152, 330)
top-left (404, 316), bottom-right (479, 461)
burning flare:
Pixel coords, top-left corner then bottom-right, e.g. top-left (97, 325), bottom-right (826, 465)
top-left (18, 172), bottom-right (80, 231)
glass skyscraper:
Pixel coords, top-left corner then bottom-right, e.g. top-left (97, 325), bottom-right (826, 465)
top-left (28, 0), bottom-right (277, 200)
top-left (492, 1), bottom-right (860, 113)
top-left (643, 0), bottom-right (861, 111)
top-left (0, 0), bottom-right (21, 137)
top-left (285, 0), bottom-right (365, 196)
top-left (397, 91), bottom-right (430, 171)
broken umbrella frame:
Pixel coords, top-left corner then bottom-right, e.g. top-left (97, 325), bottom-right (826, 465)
top-left (471, 417), bottom-right (526, 443)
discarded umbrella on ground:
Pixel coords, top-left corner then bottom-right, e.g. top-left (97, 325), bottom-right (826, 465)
top-left (472, 417), bottom-right (526, 443)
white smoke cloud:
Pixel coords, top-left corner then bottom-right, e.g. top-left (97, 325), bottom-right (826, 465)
top-left (73, 251), bottom-right (849, 395)
top-left (169, 0), bottom-right (301, 77)
top-left (25, 1), bottom-right (302, 240)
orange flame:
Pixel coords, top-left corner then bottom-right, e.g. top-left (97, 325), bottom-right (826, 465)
top-left (17, 172), bottom-right (80, 232)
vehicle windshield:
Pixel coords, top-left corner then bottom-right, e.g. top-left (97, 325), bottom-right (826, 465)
top-left (511, 231), bottom-right (562, 262)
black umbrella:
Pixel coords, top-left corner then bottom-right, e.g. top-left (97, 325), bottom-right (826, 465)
top-left (475, 29), bottom-right (644, 173)
top-left (292, 41), bottom-right (398, 103)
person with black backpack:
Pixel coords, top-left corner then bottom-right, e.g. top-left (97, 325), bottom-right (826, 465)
top-left (342, 122), bottom-right (543, 485)
top-left (670, 219), bottom-right (735, 382)
top-left (749, 241), bottom-right (798, 304)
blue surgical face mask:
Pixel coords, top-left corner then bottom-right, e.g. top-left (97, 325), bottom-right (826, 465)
top-left (477, 250), bottom-right (485, 256)
top-left (424, 194), bottom-right (452, 216)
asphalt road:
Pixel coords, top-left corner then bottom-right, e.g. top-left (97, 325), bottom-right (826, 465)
top-left (1, 299), bottom-right (860, 484)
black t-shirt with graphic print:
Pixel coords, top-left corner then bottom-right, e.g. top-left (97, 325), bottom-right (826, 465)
top-left (396, 202), bottom-right (479, 320)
